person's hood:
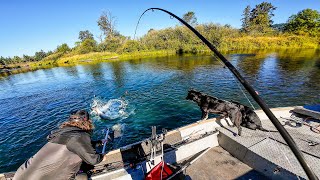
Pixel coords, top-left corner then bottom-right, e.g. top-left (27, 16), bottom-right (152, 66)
top-left (47, 126), bottom-right (89, 142)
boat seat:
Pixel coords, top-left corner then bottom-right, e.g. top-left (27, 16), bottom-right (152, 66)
top-left (292, 105), bottom-right (320, 120)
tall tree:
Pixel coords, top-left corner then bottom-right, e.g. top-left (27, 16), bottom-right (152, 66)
top-left (284, 9), bottom-right (320, 36)
top-left (78, 30), bottom-right (94, 42)
top-left (182, 11), bottom-right (198, 26)
top-left (97, 11), bottom-right (116, 38)
top-left (241, 6), bottom-right (251, 32)
top-left (242, 2), bottom-right (276, 33)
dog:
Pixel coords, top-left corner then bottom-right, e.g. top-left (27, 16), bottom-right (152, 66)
top-left (186, 90), bottom-right (243, 135)
top-left (186, 90), bottom-right (276, 136)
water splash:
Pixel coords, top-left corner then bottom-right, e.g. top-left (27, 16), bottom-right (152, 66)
top-left (112, 123), bottom-right (125, 138)
top-left (90, 97), bottom-right (133, 120)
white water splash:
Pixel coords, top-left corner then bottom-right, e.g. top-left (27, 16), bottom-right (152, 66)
top-left (91, 97), bottom-right (133, 120)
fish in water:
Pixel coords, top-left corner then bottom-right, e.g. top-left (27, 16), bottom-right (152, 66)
top-left (91, 98), bottom-right (128, 120)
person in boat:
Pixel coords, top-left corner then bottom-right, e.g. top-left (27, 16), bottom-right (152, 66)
top-left (13, 110), bottom-right (106, 180)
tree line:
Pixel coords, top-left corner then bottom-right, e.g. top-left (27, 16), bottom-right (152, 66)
top-left (1, 2), bottom-right (319, 66)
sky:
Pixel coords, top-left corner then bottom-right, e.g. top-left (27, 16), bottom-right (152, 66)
top-left (0, 0), bottom-right (319, 57)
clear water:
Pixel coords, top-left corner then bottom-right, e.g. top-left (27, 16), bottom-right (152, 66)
top-left (0, 49), bottom-right (319, 172)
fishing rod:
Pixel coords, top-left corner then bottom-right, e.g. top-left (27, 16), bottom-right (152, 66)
top-left (136, 8), bottom-right (318, 180)
top-left (102, 128), bottom-right (110, 154)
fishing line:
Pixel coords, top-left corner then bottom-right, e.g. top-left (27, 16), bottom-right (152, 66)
top-left (214, 54), bottom-right (256, 110)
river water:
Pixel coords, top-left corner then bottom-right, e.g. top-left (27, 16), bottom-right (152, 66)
top-left (0, 49), bottom-right (319, 172)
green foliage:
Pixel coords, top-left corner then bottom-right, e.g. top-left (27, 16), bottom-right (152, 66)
top-left (76, 39), bottom-right (97, 54)
top-left (79, 30), bottom-right (94, 42)
top-left (102, 34), bottom-right (127, 52)
top-left (141, 23), bottom-right (240, 53)
top-left (2, 7), bottom-right (320, 67)
top-left (56, 43), bottom-right (70, 53)
top-left (284, 9), bottom-right (320, 36)
top-left (13, 56), bottom-right (22, 63)
top-left (242, 2), bottom-right (277, 34)
top-left (34, 50), bottom-right (47, 61)
top-left (241, 6), bottom-right (251, 32)
top-left (120, 40), bottom-right (144, 53)
top-left (182, 11), bottom-right (197, 26)
top-left (0, 56), bottom-right (6, 65)
top-left (22, 55), bottom-right (34, 62)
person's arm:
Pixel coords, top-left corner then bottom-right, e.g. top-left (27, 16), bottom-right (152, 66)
top-left (66, 134), bottom-right (103, 165)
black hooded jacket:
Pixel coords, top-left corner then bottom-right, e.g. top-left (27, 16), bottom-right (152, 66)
top-left (13, 127), bottom-right (103, 180)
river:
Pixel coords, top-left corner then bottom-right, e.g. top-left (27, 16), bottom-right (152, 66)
top-left (0, 49), bottom-right (319, 172)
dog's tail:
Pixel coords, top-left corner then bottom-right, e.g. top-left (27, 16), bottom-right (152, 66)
top-left (258, 126), bottom-right (278, 132)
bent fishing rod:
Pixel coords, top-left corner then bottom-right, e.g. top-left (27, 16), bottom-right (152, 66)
top-left (136, 8), bottom-right (318, 180)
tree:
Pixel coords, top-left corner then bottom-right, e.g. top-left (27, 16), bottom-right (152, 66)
top-left (0, 56), bottom-right (6, 65)
top-left (34, 50), bottom-right (47, 61)
top-left (22, 55), bottom-right (33, 62)
top-left (56, 43), bottom-right (70, 53)
top-left (284, 9), bottom-right (320, 36)
top-left (182, 11), bottom-right (197, 26)
top-left (242, 2), bottom-right (276, 33)
top-left (79, 30), bottom-right (94, 42)
top-left (77, 39), bottom-right (97, 54)
top-left (97, 11), bottom-right (116, 38)
top-left (241, 6), bottom-right (251, 32)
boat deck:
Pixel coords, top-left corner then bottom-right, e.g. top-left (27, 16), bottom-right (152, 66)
top-left (183, 146), bottom-right (267, 180)
top-left (217, 107), bottom-right (320, 179)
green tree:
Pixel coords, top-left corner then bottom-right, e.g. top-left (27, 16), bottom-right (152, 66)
top-left (245, 2), bottom-right (277, 33)
top-left (97, 11), bottom-right (116, 38)
top-left (12, 56), bottom-right (22, 63)
top-left (241, 6), bottom-right (251, 32)
top-left (22, 55), bottom-right (33, 62)
top-left (284, 9), bottom-right (320, 36)
top-left (0, 56), bottom-right (6, 65)
top-left (79, 30), bottom-right (94, 42)
top-left (77, 39), bottom-right (97, 54)
top-left (182, 11), bottom-right (198, 26)
top-left (120, 40), bottom-right (144, 53)
top-left (7, 57), bottom-right (13, 64)
top-left (56, 43), bottom-right (70, 53)
top-left (34, 50), bottom-right (47, 61)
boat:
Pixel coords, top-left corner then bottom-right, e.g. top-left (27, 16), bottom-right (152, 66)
top-left (3, 106), bottom-right (318, 179)
top-left (90, 106), bottom-right (320, 179)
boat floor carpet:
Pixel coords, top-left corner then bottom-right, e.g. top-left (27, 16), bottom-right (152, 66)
top-left (216, 107), bottom-right (320, 179)
top-left (183, 146), bottom-right (268, 180)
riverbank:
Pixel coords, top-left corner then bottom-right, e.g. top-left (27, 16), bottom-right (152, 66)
top-left (1, 46), bottom-right (319, 77)
top-left (0, 50), bottom-right (177, 77)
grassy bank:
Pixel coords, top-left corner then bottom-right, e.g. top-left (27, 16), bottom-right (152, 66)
top-left (1, 28), bottom-right (319, 77)
top-left (0, 50), bottom-right (178, 77)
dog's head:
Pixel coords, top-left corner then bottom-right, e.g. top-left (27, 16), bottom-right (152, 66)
top-left (186, 89), bottom-right (203, 103)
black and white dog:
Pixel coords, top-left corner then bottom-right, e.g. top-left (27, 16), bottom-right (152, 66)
top-left (186, 89), bottom-right (276, 136)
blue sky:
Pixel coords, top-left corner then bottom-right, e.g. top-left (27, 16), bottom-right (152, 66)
top-left (0, 0), bottom-right (319, 57)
